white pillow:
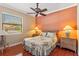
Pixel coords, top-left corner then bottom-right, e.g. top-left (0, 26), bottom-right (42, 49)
top-left (46, 32), bottom-right (56, 38)
top-left (41, 32), bottom-right (46, 37)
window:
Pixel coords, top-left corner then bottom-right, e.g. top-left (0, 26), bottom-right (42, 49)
top-left (2, 14), bottom-right (22, 33)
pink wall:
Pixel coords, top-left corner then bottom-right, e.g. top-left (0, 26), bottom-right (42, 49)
top-left (37, 6), bottom-right (77, 31)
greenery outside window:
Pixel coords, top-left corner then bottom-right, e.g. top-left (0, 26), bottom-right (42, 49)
top-left (2, 13), bottom-right (22, 33)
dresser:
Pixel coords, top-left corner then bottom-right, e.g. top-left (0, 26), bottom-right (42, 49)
top-left (60, 37), bottom-right (77, 53)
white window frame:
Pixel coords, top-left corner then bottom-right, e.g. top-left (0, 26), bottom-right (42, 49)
top-left (1, 12), bottom-right (23, 34)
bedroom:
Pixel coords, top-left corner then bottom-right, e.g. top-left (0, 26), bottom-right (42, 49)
top-left (0, 3), bottom-right (78, 56)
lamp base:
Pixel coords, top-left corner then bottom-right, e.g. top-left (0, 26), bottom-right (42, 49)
top-left (66, 33), bottom-right (70, 38)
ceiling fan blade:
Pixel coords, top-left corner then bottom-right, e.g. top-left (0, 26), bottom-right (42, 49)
top-left (27, 12), bottom-right (36, 14)
top-left (40, 8), bottom-right (47, 12)
top-left (30, 7), bottom-right (36, 12)
top-left (40, 12), bottom-right (46, 16)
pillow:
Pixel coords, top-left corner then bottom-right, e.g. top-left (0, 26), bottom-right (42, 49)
top-left (46, 32), bottom-right (56, 38)
top-left (41, 32), bottom-right (46, 37)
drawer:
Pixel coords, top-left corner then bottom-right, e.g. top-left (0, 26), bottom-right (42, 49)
top-left (61, 42), bottom-right (76, 52)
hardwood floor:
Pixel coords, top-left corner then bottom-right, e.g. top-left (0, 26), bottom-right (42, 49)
top-left (0, 44), bottom-right (77, 56)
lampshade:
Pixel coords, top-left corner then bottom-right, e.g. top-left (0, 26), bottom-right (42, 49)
top-left (0, 30), bottom-right (8, 35)
top-left (35, 27), bottom-right (42, 33)
top-left (64, 25), bottom-right (72, 30)
top-left (64, 25), bottom-right (72, 32)
top-left (64, 25), bottom-right (72, 38)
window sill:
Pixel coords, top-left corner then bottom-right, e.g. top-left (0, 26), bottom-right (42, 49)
top-left (6, 32), bottom-right (22, 35)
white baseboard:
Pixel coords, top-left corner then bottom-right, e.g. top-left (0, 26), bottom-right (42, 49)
top-left (8, 41), bottom-right (22, 47)
top-left (0, 41), bottom-right (22, 49)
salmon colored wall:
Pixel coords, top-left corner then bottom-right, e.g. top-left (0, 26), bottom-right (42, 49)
top-left (37, 6), bottom-right (77, 31)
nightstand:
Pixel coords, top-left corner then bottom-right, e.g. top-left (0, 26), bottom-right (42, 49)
top-left (60, 37), bottom-right (77, 53)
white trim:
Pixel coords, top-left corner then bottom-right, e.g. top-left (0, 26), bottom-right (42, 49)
top-left (77, 4), bottom-right (79, 56)
top-left (1, 12), bottom-right (23, 33)
top-left (0, 41), bottom-right (22, 49)
top-left (8, 41), bottom-right (22, 47)
top-left (46, 4), bottom-right (77, 14)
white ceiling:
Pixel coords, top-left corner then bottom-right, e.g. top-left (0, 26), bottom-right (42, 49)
top-left (0, 3), bottom-right (76, 16)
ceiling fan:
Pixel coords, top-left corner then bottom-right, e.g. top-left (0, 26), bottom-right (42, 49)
top-left (27, 3), bottom-right (47, 26)
top-left (27, 3), bottom-right (47, 17)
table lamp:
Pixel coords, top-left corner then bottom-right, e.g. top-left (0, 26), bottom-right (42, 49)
top-left (32, 27), bottom-right (42, 37)
top-left (64, 25), bottom-right (72, 38)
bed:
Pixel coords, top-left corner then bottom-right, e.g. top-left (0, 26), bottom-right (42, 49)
top-left (23, 32), bottom-right (57, 56)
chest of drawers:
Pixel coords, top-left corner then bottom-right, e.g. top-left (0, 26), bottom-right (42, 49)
top-left (60, 37), bottom-right (77, 53)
